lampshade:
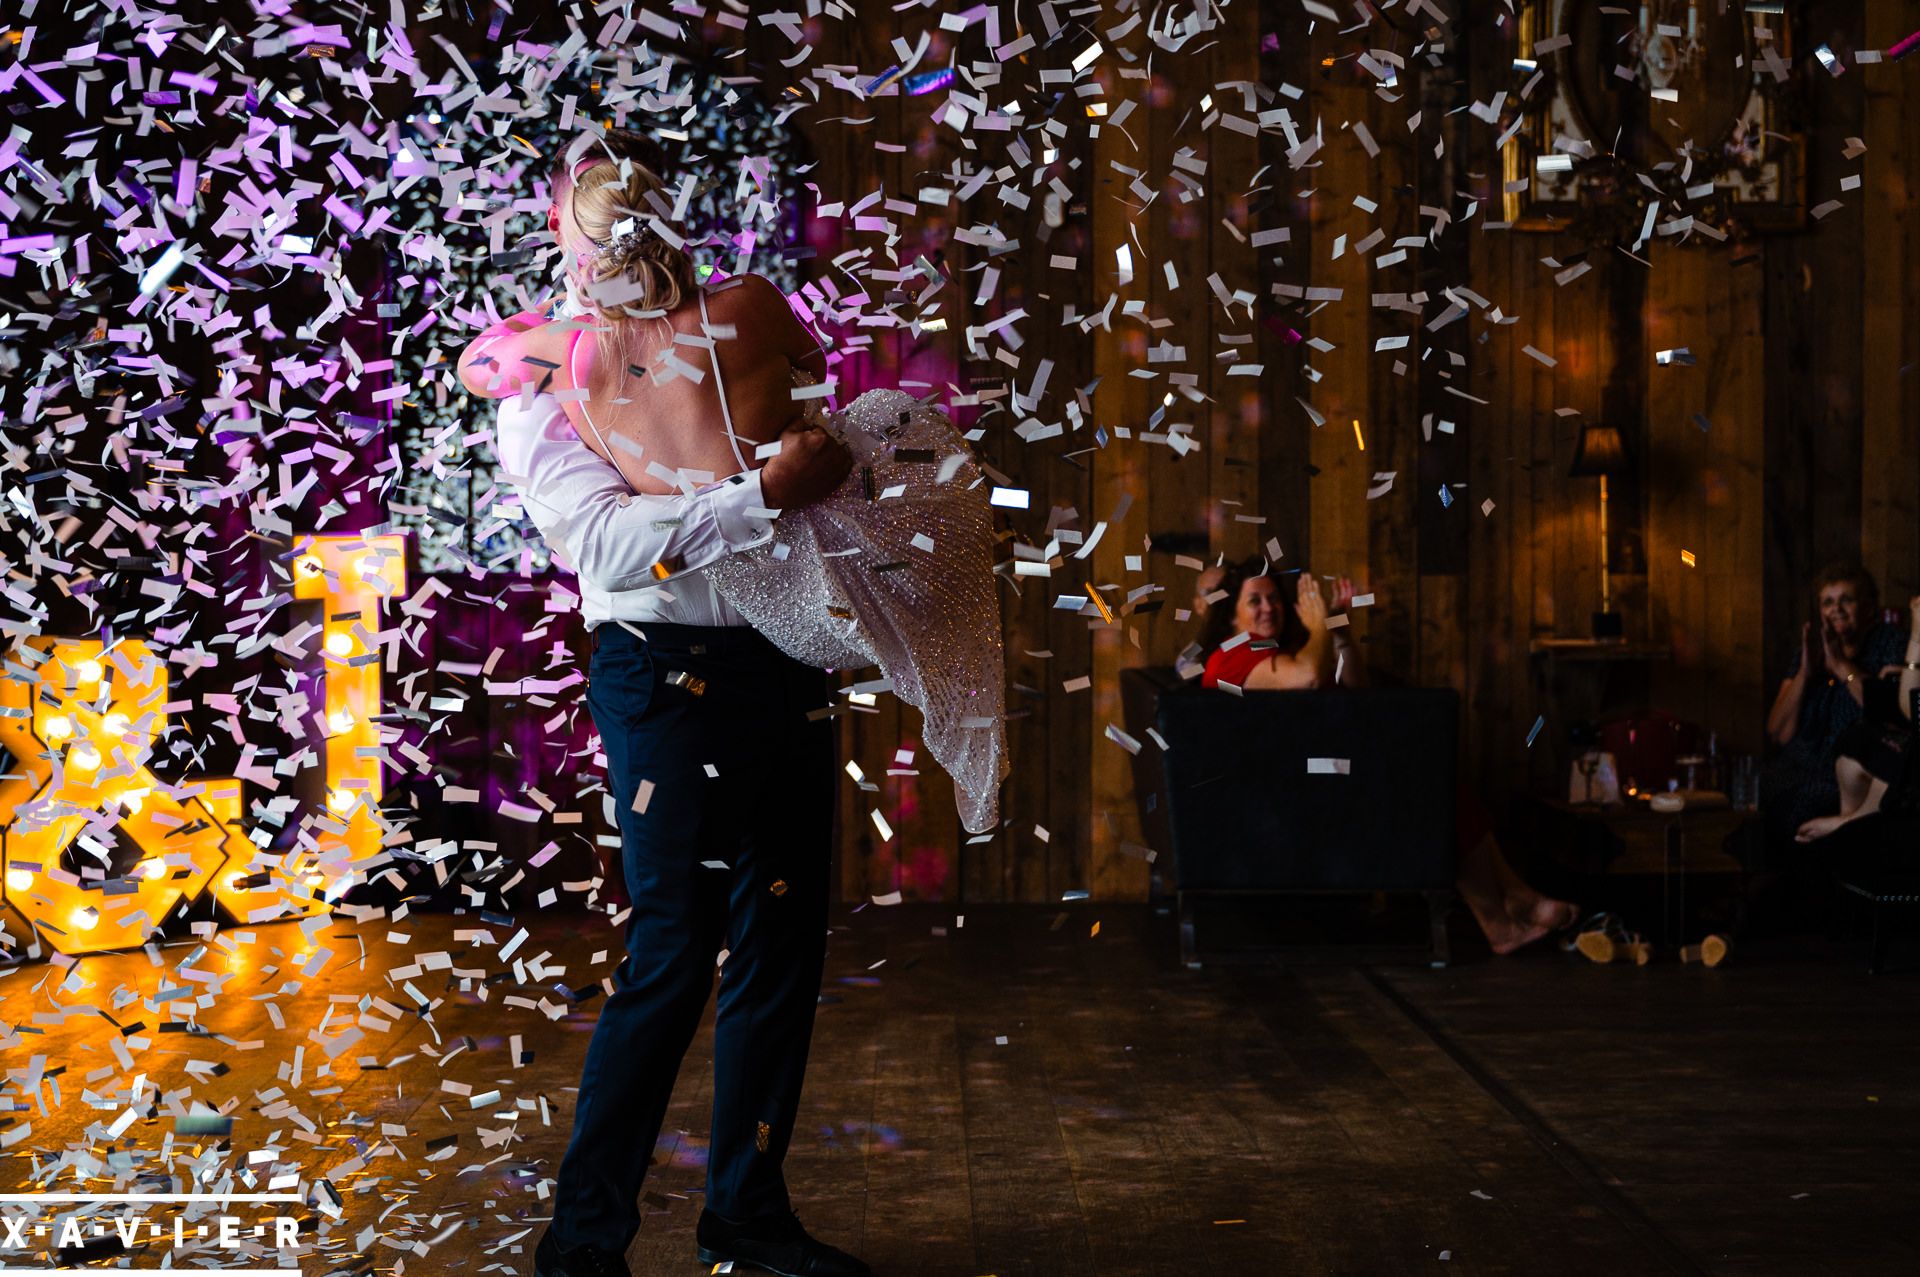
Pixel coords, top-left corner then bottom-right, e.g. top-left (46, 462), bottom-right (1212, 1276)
top-left (1569, 423), bottom-right (1628, 478)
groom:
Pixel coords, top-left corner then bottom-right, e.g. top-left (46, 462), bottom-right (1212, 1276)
top-left (482, 130), bottom-right (867, 1277)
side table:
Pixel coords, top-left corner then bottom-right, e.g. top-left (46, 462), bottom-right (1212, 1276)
top-left (1536, 795), bottom-right (1759, 949)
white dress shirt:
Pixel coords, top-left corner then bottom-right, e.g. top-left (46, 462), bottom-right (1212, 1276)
top-left (492, 392), bottom-right (773, 628)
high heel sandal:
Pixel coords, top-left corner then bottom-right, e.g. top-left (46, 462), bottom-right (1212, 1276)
top-left (1680, 934), bottom-right (1731, 967)
top-left (1567, 912), bottom-right (1650, 965)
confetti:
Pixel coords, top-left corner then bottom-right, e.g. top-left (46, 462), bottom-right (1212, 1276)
top-left (0, 0), bottom-right (1897, 1266)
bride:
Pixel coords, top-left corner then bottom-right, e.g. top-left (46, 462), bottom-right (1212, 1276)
top-left (459, 144), bottom-right (1008, 833)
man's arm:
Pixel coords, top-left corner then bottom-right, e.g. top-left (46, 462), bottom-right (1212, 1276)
top-left (498, 400), bottom-right (773, 593)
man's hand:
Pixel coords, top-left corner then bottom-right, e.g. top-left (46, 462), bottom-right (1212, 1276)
top-left (758, 424), bottom-right (853, 510)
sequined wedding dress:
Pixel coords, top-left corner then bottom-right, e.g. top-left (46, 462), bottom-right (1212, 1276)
top-left (700, 362), bottom-right (1009, 833)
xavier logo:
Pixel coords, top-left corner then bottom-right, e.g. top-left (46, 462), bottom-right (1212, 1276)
top-left (0, 1192), bottom-right (305, 1271)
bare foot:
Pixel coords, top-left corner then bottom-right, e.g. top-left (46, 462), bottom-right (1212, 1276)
top-left (1483, 914), bottom-right (1554, 956)
top-left (1795, 813), bottom-right (1851, 842)
top-left (1520, 894), bottom-right (1579, 933)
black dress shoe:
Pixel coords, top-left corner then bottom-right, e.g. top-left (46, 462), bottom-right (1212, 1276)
top-left (533, 1227), bottom-right (631, 1277)
top-left (695, 1209), bottom-right (870, 1277)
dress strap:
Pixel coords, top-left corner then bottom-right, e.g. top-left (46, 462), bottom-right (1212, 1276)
top-left (566, 328), bottom-right (623, 476)
top-left (699, 288), bottom-right (752, 474)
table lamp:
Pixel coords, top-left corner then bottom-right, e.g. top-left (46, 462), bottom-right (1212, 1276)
top-left (1570, 422), bottom-right (1627, 639)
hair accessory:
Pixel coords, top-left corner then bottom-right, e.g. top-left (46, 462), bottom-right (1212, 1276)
top-left (596, 220), bottom-right (657, 260)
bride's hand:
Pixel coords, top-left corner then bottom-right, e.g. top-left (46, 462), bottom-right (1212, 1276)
top-left (759, 424), bottom-right (853, 509)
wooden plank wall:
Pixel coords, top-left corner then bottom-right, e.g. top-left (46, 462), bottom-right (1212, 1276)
top-left (1281, 0), bottom-right (1916, 839)
top-left (786, 4), bottom-right (1112, 906)
top-left (1859, 2), bottom-right (1920, 622)
top-left (781, 1), bottom-right (1278, 905)
top-left (784, 0), bottom-right (1920, 902)
top-left (1761, 0), bottom-right (1920, 691)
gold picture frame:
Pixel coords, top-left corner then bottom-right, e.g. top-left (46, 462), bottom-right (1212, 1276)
top-left (1501, 0), bottom-right (1806, 235)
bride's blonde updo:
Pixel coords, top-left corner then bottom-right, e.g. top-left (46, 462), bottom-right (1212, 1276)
top-left (563, 163), bottom-right (697, 314)
top-left (558, 139), bottom-right (699, 391)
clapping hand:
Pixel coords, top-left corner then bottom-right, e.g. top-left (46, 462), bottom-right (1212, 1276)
top-left (1296, 574), bottom-right (1329, 630)
top-left (1328, 575), bottom-right (1356, 617)
top-left (1819, 621), bottom-right (1846, 674)
top-left (1193, 564), bottom-right (1226, 617)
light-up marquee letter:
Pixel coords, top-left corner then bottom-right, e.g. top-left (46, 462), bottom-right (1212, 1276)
top-left (291, 534), bottom-right (407, 890)
top-left (203, 767), bottom-right (334, 928)
top-left (0, 640), bottom-right (238, 955)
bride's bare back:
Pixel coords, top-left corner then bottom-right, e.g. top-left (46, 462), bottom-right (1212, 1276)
top-left (568, 274), bottom-right (827, 495)
top-left (462, 273), bottom-right (827, 497)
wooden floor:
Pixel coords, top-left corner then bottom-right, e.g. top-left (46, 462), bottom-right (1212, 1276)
top-left (2, 904), bottom-right (1917, 1276)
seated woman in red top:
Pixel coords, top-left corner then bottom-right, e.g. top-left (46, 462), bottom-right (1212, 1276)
top-left (1199, 568), bottom-right (1341, 690)
top-left (1194, 558), bottom-right (1579, 955)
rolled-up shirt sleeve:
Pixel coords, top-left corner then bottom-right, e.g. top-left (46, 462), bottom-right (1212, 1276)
top-left (494, 396), bottom-right (774, 593)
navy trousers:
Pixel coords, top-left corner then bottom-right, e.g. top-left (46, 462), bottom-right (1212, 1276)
top-left (552, 621), bottom-right (834, 1253)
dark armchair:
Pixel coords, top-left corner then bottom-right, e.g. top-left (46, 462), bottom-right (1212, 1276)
top-left (1121, 668), bottom-right (1459, 966)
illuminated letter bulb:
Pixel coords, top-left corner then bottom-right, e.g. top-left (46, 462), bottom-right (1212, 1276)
top-left (102, 712), bottom-right (130, 738)
top-left (293, 533), bottom-right (406, 883)
top-left (44, 714), bottom-right (73, 740)
top-left (70, 743), bottom-right (101, 771)
top-left (71, 906), bottom-right (99, 931)
top-left (76, 659), bottom-right (103, 684)
top-left (5, 868), bottom-right (30, 892)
